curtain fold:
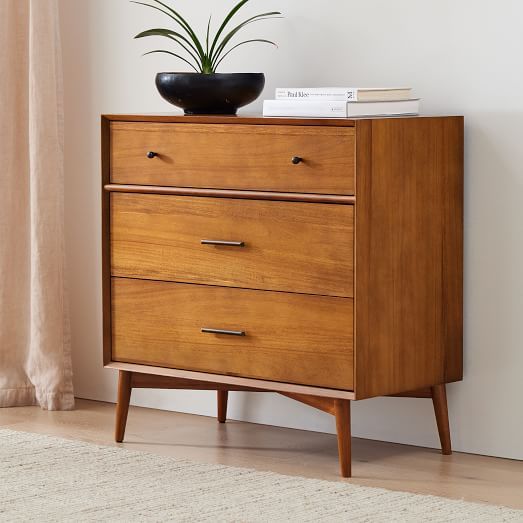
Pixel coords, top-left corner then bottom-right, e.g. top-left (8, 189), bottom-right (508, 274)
top-left (0, 0), bottom-right (74, 410)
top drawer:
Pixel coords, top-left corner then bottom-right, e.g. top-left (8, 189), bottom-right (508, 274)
top-left (110, 122), bottom-right (355, 195)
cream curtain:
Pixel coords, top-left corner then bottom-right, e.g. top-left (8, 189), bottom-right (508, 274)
top-left (0, 0), bottom-right (74, 410)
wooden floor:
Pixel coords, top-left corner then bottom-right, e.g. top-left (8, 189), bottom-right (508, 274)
top-left (1, 399), bottom-right (522, 509)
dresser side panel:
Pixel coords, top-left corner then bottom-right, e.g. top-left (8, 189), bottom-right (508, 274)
top-left (354, 117), bottom-right (464, 399)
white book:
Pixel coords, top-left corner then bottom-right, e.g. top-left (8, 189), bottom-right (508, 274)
top-left (275, 87), bottom-right (412, 102)
top-left (263, 99), bottom-right (420, 118)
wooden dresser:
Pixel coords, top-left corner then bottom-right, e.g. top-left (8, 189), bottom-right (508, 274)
top-left (102, 114), bottom-right (463, 478)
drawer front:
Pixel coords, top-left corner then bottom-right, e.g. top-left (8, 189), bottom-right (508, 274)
top-left (111, 194), bottom-right (354, 298)
top-left (110, 122), bottom-right (355, 195)
top-left (112, 278), bottom-right (354, 390)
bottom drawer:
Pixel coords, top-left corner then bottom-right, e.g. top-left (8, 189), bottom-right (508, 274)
top-left (111, 278), bottom-right (354, 390)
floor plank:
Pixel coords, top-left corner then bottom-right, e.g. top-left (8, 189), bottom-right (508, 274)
top-left (0, 399), bottom-right (521, 509)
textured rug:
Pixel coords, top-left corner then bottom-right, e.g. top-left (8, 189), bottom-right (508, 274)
top-left (0, 429), bottom-right (521, 522)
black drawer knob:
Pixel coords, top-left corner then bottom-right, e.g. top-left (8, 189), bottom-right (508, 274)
top-left (147, 151), bottom-right (158, 159)
top-left (291, 156), bottom-right (303, 165)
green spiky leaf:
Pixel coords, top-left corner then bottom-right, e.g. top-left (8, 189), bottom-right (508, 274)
top-left (148, 0), bottom-right (206, 59)
top-left (209, 0), bottom-right (250, 58)
top-left (143, 50), bottom-right (200, 72)
top-left (132, 0), bottom-right (282, 74)
top-left (211, 13), bottom-right (282, 66)
top-left (206, 16), bottom-right (212, 56)
top-left (131, 1), bottom-right (205, 59)
top-left (214, 39), bottom-right (277, 70)
top-left (134, 28), bottom-right (201, 68)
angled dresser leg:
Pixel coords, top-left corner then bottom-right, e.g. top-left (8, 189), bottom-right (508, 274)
top-left (115, 370), bottom-right (132, 443)
top-left (334, 399), bottom-right (352, 478)
top-left (431, 384), bottom-right (452, 455)
top-left (217, 390), bottom-right (228, 423)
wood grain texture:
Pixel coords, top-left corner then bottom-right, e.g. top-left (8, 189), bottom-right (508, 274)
top-left (111, 278), bottom-right (354, 390)
top-left (106, 362), bottom-right (356, 399)
top-left (110, 122), bottom-right (355, 195)
top-left (102, 114), bottom-right (464, 478)
top-left (111, 194), bottom-right (354, 297)
top-left (432, 384), bottom-right (452, 455)
top-left (353, 117), bottom-right (464, 399)
top-left (103, 113), bottom-right (358, 127)
top-left (104, 184), bottom-right (355, 205)
top-left (115, 370), bottom-right (132, 443)
top-left (334, 399), bottom-right (352, 478)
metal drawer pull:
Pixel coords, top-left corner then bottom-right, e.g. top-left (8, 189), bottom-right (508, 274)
top-left (201, 240), bottom-right (245, 247)
top-left (201, 328), bottom-right (246, 337)
top-left (147, 151), bottom-right (158, 159)
top-left (291, 156), bottom-right (303, 165)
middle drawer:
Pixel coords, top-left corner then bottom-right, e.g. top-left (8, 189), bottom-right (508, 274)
top-left (111, 193), bottom-right (354, 297)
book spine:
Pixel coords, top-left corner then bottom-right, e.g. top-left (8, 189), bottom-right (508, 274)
top-left (275, 88), bottom-right (359, 101)
top-left (263, 100), bottom-right (348, 118)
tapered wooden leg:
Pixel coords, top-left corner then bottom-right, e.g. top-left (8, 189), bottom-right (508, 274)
top-left (431, 384), bottom-right (452, 455)
top-left (217, 390), bottom-right (228, 423)
top-left (334, 399), bottom-right (351, 478)
top-left (115, 371), bottom-right (132, 443)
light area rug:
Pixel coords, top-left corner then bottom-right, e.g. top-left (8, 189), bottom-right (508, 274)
top-left (0, 429), bottom-right (521, 523)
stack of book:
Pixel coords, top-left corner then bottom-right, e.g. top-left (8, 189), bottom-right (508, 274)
top-left (263, 87), bottom-right (419, 118)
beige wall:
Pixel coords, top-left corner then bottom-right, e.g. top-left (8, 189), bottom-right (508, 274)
top-left (59, 0), bottom-right (523, 459)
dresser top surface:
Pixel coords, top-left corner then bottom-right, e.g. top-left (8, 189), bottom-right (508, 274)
top-left (102, 113), bottom-right (462, 127)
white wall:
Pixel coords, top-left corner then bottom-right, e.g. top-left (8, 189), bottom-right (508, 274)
top-left (59, 0), bottom-right (523, 460)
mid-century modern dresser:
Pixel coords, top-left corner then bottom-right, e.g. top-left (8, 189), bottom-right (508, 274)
top-left (102, 114), bottom-right (463, 477)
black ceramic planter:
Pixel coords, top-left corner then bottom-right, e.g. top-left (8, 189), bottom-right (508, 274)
top-left (155, 72), bottom-right (265, 115)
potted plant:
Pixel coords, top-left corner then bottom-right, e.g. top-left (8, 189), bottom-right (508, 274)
top-left (133, 0), bottom-right (282, 115)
